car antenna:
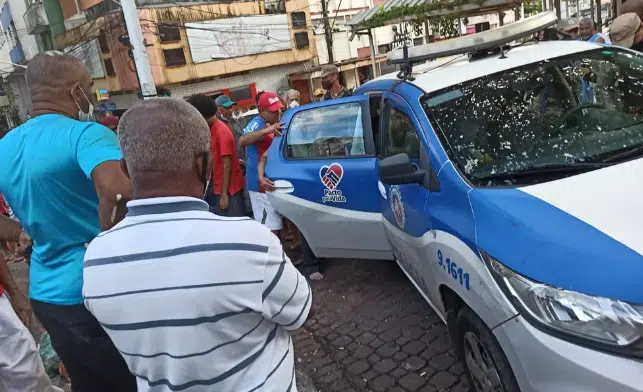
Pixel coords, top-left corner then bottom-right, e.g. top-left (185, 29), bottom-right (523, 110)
top-left (396, 44), bottom-right (416, 81)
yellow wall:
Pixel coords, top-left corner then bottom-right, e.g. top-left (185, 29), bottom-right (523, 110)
top-left (56, 0), bottom-right (316, 89)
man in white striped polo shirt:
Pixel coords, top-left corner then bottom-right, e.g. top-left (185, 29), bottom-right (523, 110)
top-left (83, 98), bottom-right (312, 392)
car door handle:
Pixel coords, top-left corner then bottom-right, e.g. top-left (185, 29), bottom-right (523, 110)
top-left (272, 180), bottom-right (295, 194)
top-left (378, 180), bottom-right (387, 200)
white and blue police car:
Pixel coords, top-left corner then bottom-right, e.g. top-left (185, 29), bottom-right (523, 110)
top-left (266, 11), bottom-right (643, 392)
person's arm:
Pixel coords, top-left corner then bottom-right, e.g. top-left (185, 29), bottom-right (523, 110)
top-left (0, 215), bottom-right (32, 259)
top-left (0, 251), bottom-right (31, 327)
top-left (261, 233), bottom-right (312, 330)
top-left (219, 128), bottom-right (237, 210)
top-left (239, 122), bottom-right (283, 147)
top-left (0, 214), bottom-right (23, 243)
top-left (92, 162), bottom-right (132, 231)
top-left (257, 150), bottom-right (276, 192)
top-left (76, 124), bottom-right (132, 231)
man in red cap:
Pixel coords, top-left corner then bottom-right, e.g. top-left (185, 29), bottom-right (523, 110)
top-left (239, 92), bottom-right (284, 234)
top-left (99, 115), bottom-right (119, 133)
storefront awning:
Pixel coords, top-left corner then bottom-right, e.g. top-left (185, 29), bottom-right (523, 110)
top-left (347, 0), bottom-right (532, 35)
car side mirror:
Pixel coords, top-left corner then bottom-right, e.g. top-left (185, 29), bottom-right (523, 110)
top-left (378, 153), bottom-right (425, 185)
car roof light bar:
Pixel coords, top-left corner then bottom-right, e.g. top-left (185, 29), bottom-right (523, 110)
top-left (387, 11), bottom-right (558, 65)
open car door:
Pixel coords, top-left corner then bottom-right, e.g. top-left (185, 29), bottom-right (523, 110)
top-left (265, 94), bottom-right (392, 260)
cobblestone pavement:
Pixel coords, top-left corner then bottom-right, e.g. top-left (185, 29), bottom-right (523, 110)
top-left (294, 259), bottom-right (470, 392)
top-left (10, 256), bottom-right (470, 392)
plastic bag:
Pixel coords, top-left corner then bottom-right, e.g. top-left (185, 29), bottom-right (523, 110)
top-left (39, 332), bottom-right (61, 378)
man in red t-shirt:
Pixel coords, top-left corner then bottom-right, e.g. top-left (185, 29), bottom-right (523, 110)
top-left (187, 94), bottom-right (246, 216)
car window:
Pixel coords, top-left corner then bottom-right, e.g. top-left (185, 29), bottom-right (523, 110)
top-left (424, 48), bottom-right (643, 186)
top-left (382, 104), bottom-right (421, 159)
top-left (286, 102), bottom-right (366, 158)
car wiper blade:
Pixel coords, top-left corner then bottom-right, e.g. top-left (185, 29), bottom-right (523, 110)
top-left (473, 162), bottom-right (613, 180)
top-left (592, 143), bottom-right (643, 163)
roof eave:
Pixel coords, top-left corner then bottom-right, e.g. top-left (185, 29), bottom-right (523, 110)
top-left (348, 0), bottom-right (533, 33)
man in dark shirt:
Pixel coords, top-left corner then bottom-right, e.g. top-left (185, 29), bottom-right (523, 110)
top-left (321, 65), bottom-right (352, 101)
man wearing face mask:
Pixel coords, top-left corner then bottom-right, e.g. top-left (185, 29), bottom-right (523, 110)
top-left (0, 52), bottom-right (135, 391)
top-left (285, 89), bottom-right (300, 108)
top-left (83, 98), bottom-right (311, 392)
top-left (321, 64), bottom-right (352, 101)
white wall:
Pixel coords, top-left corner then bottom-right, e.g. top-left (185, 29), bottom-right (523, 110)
top-left (314, 29), bottom-right (369, 63)
top-left (165, 61), bottom-right (313, 98)
top-left (3, 0), bottom-right (40, 61)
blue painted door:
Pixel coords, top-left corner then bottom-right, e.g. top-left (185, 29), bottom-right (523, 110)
top-left (266, 95), bottom-right (392, 260)
top-left (377, 92), bottom-right (436, 299)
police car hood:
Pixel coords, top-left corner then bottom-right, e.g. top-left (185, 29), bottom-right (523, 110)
top-left (468, 158), bottom-right (643, 304)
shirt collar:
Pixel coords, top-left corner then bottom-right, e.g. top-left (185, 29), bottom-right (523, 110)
top-left (126, 196), bottom-right (209, 217)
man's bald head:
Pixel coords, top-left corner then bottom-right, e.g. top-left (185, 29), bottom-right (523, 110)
top-left (623, 0), bottom-right (643, 19)
top-left (118, 98), bottom-right (211, 197)
top-left (27, 51), bottom-right (95, 118)
top-left (27, 51), bottom-right (88, 96)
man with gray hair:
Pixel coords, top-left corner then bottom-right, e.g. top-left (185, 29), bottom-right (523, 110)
top-left (83, 98), bottom-right (312, 392)
top-left (578, 17), bottom-right (611, 43)
top-left (285, 88), bottom-right (300, 108)
top-left (0, 51), bottom-right (134, 391)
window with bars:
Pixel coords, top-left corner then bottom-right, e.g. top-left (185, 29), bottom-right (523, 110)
top-left (104, 58), bottom-right (116, 76)
top-left (291, 12), bottom-right (306, 28)
top-left (163, 48), bottom-right (186, 67)
top-left (98, 31), bottom-right (109, 53)
top-left (158, 24), bottom-right (181, 43)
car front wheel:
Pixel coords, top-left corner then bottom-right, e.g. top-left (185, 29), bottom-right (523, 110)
top-left (454, 306), bottom-right (520, 392)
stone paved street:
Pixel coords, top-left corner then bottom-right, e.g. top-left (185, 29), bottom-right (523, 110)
top-left (294, 259), bottom-right (470, 392)
top-left (10, 256), bottom-right (471, 392)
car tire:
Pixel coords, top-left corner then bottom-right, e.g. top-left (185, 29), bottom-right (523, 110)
top-left (454, 306), bottom-right (520, 392)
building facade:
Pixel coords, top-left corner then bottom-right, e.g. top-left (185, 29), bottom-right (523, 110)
top-left (50, 0), bottom-right (317, 113)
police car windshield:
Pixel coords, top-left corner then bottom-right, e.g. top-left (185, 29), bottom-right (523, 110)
top-left (424, 48), bottom-right (643, 186)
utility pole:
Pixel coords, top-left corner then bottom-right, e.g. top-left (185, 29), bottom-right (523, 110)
top-left (597, 0), bottom-right (602, 29)
top-left (120, 0), bottom-right (157, 99)
top-left (321, 0), bottom-right (334, 64)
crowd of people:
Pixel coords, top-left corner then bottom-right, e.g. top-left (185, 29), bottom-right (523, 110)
top-left (12, 7), bottom-right (642, 388)
top-left (0, 50), bottom-right (356, 391)
top-left (540, 0), bottom-right (643, 51)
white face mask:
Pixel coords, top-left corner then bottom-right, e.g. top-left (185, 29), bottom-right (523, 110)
top-left (289, 100), bottom-right (299, 108)
top-left (72, 86), bottom-right (95, 122)
top-left (204, 178), bottom-right (211, 198)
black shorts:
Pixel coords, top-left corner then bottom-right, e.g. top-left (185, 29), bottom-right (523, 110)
top-left (205, 191), bottom-right (247, 217)
top-left (31, 300), bottom-right (136, 392)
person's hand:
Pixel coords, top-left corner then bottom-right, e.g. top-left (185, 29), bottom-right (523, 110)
top-left (264, 122), bottom-right (285, 137)
top-left (261, 176), bottom-right (276, 192)
top-left (10, 291), bottom-right (31, 329)
top-left (15, 231), bottom-right (32, 257)
top-left (219, 193), bottom-right (229, 211)
top-left (238, 159), bottom-right (246, 170)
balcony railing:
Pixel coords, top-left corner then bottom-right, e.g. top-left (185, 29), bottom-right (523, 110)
top-left (24, 1), bottom-right (48, 35)
top-left (10, 41), bottom-right (25, 64)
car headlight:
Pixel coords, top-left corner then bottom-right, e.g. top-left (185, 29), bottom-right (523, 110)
top-left (482, 251), bottom-right (643, 356)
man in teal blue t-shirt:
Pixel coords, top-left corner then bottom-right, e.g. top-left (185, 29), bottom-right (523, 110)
top-left (0, 52), bottom-right (135, 391)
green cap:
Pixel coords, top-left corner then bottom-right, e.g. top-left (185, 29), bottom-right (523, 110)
top-left (215, 95), bottom-right (236, 108)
